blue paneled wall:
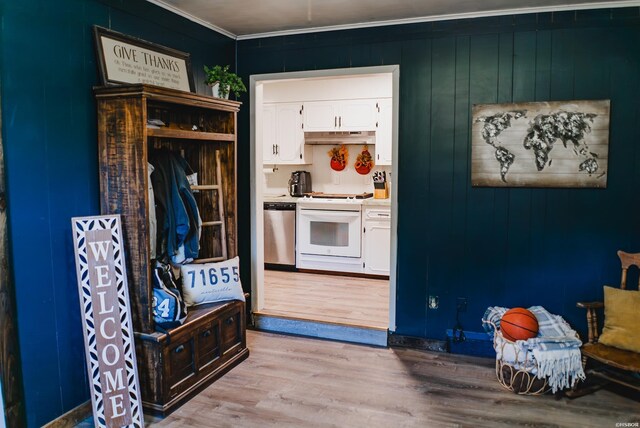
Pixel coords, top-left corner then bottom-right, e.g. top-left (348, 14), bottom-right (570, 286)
top-left (236, 11), bottom-right (640, 339)
top-left (1, 1), bottom-right (640, 426)
top-left (0, 0), bottom-right (234, 425)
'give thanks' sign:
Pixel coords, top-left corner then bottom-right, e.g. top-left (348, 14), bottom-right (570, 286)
top-left (72, 215), bottom-right (144, 428)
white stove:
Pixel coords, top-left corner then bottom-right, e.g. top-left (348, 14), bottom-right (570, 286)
top-left (297, 195), bottom-right (364, 210)
top-left (297, 193), bottom-right (372, 210)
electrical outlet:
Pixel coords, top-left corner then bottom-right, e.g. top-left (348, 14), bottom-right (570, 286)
top-left (332, 171), bottom-right (340, 185)
top-left (457, 297), bottom-right (467, 313)
top-left (428, 295), bottom-right (439, 309)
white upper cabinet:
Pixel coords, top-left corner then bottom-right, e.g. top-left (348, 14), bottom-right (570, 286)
top-left (375, 98), bottom-right (393, 166)
top-left (304, 99), bottom-right (378, 132)
top-left (263, 103), bottom-right (312, 165)
top-left (302, 102), bottom-right (339, 131)
top-left (262, 104), bottom-right (277, 164)
top-left (339, 99), bottom-right (379, 131)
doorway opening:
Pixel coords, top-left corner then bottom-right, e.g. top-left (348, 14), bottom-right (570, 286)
top-left (249, 66), bottom-right (399, 345)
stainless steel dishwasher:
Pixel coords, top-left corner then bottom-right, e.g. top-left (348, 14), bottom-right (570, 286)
top-left (263, 202), bottom-right (296, 268)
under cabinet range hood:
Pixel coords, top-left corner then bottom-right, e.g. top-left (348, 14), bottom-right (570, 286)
top-left (304, 131), bottom-right (375, 145)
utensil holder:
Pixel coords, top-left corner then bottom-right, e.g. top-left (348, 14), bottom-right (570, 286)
top-left (374, 183), bottom-right (389, 199)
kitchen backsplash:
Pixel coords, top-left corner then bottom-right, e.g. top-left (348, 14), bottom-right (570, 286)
top-left (264, 144), bottom-right (392, 196)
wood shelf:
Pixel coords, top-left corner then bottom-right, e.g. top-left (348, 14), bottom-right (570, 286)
top-left (147, 127), bottom-right (235, 141)
top-left (191, 184), bottom-right (220, 190)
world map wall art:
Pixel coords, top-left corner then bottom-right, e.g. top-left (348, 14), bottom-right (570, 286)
top-left (472, 100), bottom-right (610, 188)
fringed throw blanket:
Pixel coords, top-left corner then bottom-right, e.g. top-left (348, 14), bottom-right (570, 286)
top-left (483, 306), bottom-right (586, 393)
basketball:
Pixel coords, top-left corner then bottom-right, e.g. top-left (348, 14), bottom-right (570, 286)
top-left (500, 307), bottom-right (539, 342)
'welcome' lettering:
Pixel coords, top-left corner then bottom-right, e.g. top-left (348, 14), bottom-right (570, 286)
top-left (89, 240), bottom-right (111, 261)
top-left (83, 227), bottom-right (133, 426)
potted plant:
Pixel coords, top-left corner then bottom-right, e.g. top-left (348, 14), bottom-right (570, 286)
top-left (203, 65), bottom-right (247, 99)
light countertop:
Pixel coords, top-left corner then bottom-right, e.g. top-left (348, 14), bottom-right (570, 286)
top-left (263, 194), bottom-right (299, 203)
top-left (262, 194), bottom-right (391, 206)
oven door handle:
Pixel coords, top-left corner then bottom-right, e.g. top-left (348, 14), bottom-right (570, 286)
top-left (300, 210), bottom-right (360, 220)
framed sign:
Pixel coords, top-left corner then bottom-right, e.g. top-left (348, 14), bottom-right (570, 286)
top-left (71, 215), bottom-right (144, 428)
top-left (472, 100), bottom-right (610, 188)
top-left (93, 26), bottom-right (194, 92)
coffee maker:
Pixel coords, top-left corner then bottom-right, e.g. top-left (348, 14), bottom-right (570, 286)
top-left (288, 171), bottom-right (312, 197)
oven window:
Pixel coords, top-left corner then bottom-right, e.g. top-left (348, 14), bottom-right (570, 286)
top-left (309, 221), bottom-right (350, 247)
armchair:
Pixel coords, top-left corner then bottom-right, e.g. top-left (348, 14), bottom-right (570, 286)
top-left (570, 251), bottom-right (640, 396)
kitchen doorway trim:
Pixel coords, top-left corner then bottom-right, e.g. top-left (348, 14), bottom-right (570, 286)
top-left (249, 65), bottom-right (400, 332)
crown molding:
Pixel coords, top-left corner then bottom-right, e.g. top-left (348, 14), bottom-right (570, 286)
top-left (144, 1), bottom-right (640, 41)
top-left (236, 1), bottom-right (640, 40)
top-left (145, 0), bottom-right (237, 39)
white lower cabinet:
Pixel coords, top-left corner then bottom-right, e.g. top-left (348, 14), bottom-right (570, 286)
top-left (362, 207), bottom-right (391, 275)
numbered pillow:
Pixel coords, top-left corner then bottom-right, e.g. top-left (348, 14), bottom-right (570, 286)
top-left (180, 257), bottom-right (245, 307)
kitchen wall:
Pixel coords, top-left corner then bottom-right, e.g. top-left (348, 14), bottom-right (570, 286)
top-left (0, 0), bottom-right (235, 425)
top-left (238, 9), bottom-right (640, 342)
top-left (264, 145), bottom-right (392, 196)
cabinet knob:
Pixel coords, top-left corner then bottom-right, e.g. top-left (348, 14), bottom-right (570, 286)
top-left (175, 345), bottom-right (185, 354)
top-left (203, 330), bottom-right (211, 337)
top-left (225, 317), bottom-right (235, 325)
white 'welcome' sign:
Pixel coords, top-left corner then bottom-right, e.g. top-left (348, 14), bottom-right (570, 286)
top-left (71, 215), bottom-right (144, 428)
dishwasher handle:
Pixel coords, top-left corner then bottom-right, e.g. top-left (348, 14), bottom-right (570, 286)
top-left (264, 202), bottom-right (297, 210)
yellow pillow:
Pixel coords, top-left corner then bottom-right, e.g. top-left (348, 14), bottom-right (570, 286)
top-left (598, 286), bottom-right (640, 353)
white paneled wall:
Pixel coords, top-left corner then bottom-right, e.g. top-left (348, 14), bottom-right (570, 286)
top-left (264, 144), bottom-right (392, 196)
top-left (263, 74), bottom-right (392, 103)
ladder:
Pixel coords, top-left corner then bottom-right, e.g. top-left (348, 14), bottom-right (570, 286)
top-left (190, 150), bottom-right (227, 263)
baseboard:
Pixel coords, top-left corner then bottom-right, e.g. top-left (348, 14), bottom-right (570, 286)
top-left (297, 268), bottom-right (389, 280)
top-left (42, 401), bottom-right (92, 428)
top-left (445, 329), bottom-right (495, 358)
top-left (387, 333), bottom-right (448, 353)
top-left (253, 314), bottom-right (388, 347)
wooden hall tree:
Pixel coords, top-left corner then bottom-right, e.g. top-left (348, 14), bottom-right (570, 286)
top-left (94, 84), bottom-right (248, 415)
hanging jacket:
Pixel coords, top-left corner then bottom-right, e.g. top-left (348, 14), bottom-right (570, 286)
top-left (149, 149), bottom-right (201, 263)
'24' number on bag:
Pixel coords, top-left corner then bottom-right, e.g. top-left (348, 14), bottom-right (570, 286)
top-left (186, 266), bottom-right (239, 288)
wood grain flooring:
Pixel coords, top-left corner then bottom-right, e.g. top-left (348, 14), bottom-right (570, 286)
top-left (258, 270), bottom-right (389, 329)
top-left (145, 330), bottom-right (639, 428)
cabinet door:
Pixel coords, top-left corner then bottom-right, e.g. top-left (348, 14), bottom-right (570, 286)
top-left (363, 209), bottom-right (391, 275)
top-left (262, 104), bottom-right (277, 164)
top-left (276, 103), bottom-right (306, 164)
top-left (338, 99), bottom-right (377, 131)
top-left (303, 101), bottom-right (338, 131)
top-left (375, 98), bottom-right (393, 166)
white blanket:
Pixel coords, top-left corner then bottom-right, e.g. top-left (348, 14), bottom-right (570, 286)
top-left (483, 306), bottom-right (586, 393)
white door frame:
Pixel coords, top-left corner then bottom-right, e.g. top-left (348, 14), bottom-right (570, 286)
top-left (249, 65), bottom-right (400, 332)
top-left (0, 379), bottom-right (6, 428)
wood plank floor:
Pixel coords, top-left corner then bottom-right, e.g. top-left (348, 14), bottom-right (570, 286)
top-left (147, 330), bottom-right (639, 428)
top-left (258, 270), bottom-right (389, 329)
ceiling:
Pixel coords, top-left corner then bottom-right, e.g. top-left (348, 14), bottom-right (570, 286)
top-left (148, 0), bottom-right (639, 39)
